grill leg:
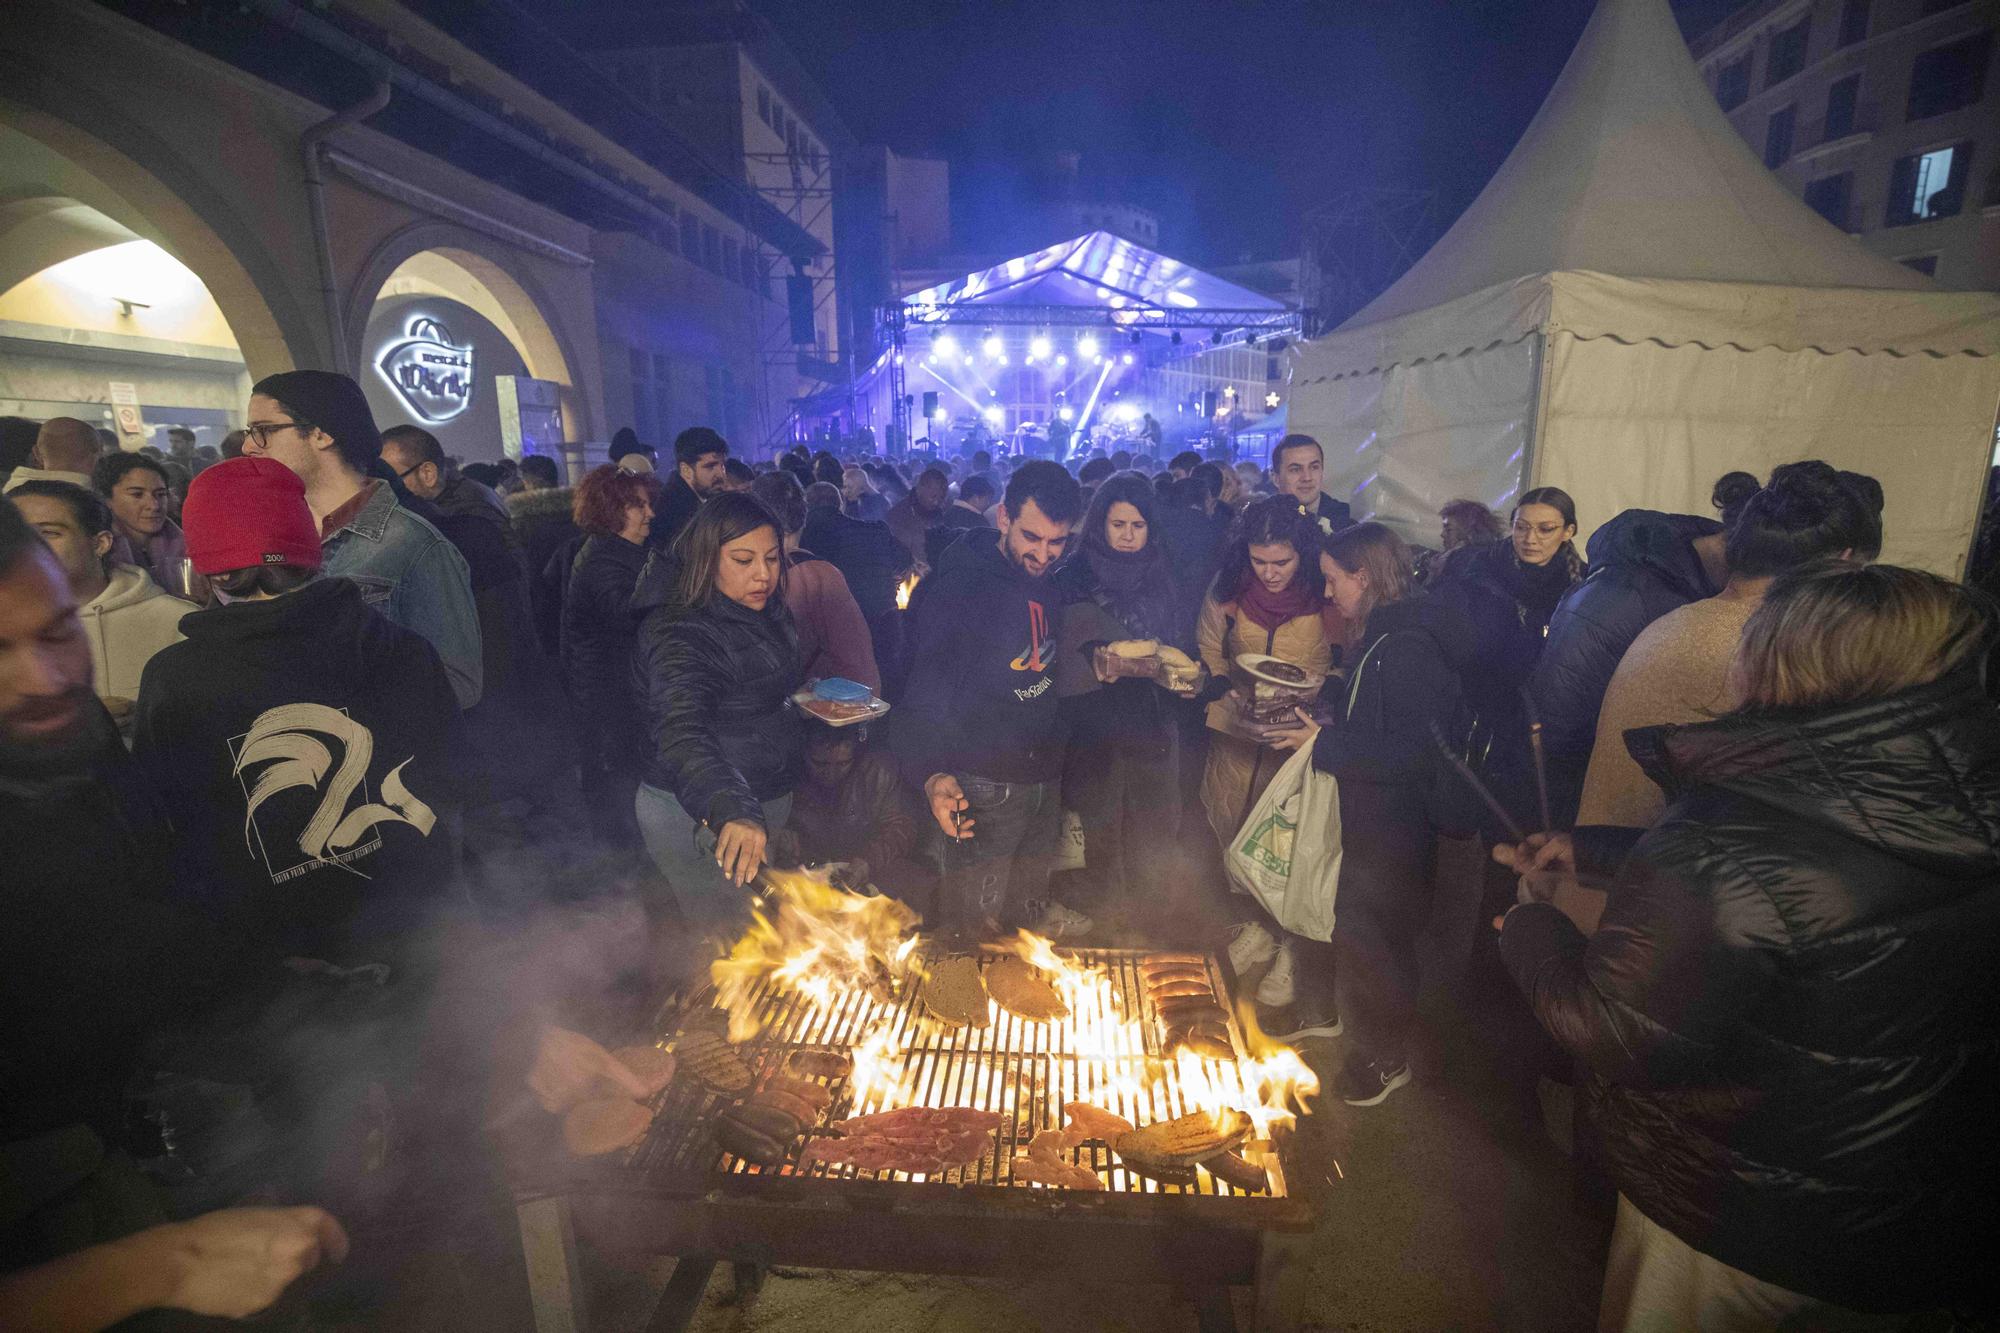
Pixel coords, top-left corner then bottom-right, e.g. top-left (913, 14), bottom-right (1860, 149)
top-left (516, 1195), bottom-right (589, 1333)
top-left (641, 1255), bottom-right (717, 1333)
top-left (1251, 1228), bottom-right (1313, 1332)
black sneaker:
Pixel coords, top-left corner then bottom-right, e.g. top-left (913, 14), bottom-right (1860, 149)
top-left (1334, 1055), bottom-right (1412, 1107)
top-left (1268, 1002), bottom-right (1343, 1043)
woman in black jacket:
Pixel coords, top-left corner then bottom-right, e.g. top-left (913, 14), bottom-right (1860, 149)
top-left (560, 465), bottom-right (658, 850)
top-left (1275, 523), bottom-right (1475, 1099)
top-left (630, 492), bottom-right (804, 937)
top-left (1051, 472), bottom-right (1198, 925)
top-left (1496, 563), bottom-right (1998, 1327)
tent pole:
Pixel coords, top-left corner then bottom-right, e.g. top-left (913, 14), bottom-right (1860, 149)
top-left (1520, 327), bottom-right (1554, 497)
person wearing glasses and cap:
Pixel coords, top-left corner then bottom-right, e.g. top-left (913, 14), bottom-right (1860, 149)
top-left (241, 371), bottom-right (481, 708)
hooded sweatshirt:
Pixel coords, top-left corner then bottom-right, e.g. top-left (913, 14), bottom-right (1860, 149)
top-left (79, 564), bottom-right (191, 705)
top-left (132, 578), bottom-right (461, 968)
top-left (896, 526), bottom-right (1067, 788)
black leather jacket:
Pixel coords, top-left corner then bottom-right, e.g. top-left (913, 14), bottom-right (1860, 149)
top-left (1500, 670), bottom-right (2000, 1313)
top-left (560, 533), bottom-right (647, 737)
top-left (631, 559), bottom-right (804, 829)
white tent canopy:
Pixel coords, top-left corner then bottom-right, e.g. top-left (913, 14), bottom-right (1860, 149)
top-left (1290, 0), bottom-right (2000, 574)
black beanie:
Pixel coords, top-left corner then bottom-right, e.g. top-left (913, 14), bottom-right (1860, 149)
top-left (251, 370), bottom-right (382, 473)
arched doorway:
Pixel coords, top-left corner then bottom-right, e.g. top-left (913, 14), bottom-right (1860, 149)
top-left (0, 119), bottom-right (294, 450)
top-left (352, 233), bottom-right (589, 463)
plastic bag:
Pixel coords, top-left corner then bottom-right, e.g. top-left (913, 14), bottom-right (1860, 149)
top-left (1224, 745), bottom-right (1341, 941)
top-left (1053, 808), bottom-right (1087, 873)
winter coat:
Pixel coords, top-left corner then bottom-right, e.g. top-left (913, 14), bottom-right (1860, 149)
top-left (561, 533), bottom-right (649, 751)
top-left (648, 473), bottom-right (701, 552)
top-left (1500, 670), bottom-right (2000, 1314)
top-left (1052, 548), bottom-right (1188, 762)
top-left (78, 565), bottom-right (191, 706)
top-left (786, 550), bottom-right (881, 691)
top-left (132, 578), bottom-right (461, 969)
top-left (923, 503), bottom-right (989, 569)
top-left (787, 749), bottom-right (916, 869)
top-left (1195, 594), bottom-right (1332, 844)
top-left (1, 705), bottom-right (241, 1144)
top-left (894, 527), bottom-right (1068, 789)
top-left (1527, 510), bottom-right (1723, 823)
top-left (630, 558), bottom-right (805, 830)
top-left (508, 486), bottom-right (579, 657)
top-left (1576, 590), bottom-right (1761, 830)
top-left (800, 506), bottom-right (910, 621)
top-left (1430, 537), bottom-right (1584, 834)
top-left (1150, 503), bottom-right (1232, 622)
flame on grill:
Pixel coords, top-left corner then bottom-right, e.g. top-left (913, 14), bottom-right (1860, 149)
top-left (711, 870), bottom-right (919, 1043)
top-left (714, 884), bottom-right (1319, 1166)
top-left (895, 571), bottom-right (919, 611)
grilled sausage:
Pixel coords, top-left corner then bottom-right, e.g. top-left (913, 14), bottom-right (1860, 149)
top-left (751, 1088), bottom-right (820, 1126)
top-left (1203, 1150), bottom-right (1268, 1193)
top-left (1148, 979), bottom-right (1217, 1001)
top-left (1171, 1029), bottom-right (1234, 1061)
top-left (785, 1049), bottom-right (854, 1080)
top-left (1138, 963), bottom-right (1208, 985)
top-left (724, 1102), bottom-right (803, 1142)
top-left (761, 1073), bottom-right (834, 1111)
top-left (715, 1111), bottom-right (788, 1166)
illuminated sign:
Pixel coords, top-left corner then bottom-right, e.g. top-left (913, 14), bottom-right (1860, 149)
top-left (376, 315), bottom-right (474, 423)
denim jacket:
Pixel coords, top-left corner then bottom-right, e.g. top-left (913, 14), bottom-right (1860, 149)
top-left (322, 481), bottom-right (483, 707)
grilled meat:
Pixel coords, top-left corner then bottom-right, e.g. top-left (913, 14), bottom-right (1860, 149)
top-left (1203, 1150), bottom-right (1269, 1193)
top-left (1112, 1109), bottom-right (1250, 1169)
top-left (1061, 1102), bottom-right (1136, 1143)
top-left (784, 1049), bottom-right (854, 1081)
top-left (676, 1029), bottom-right (753, 1094)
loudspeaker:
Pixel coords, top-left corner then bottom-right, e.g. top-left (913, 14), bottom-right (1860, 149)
top-left (921, 391), bottom-right (939, 419)
top-left (786, 276), bottom-right (815, 346)
top-left (1201, 390), bottom-right (1219, 418)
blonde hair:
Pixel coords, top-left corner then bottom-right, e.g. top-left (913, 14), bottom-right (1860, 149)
top-left (1324, 521), bottom-right (1416, 619)
top-left (1734, 563), bottom-right (1991, 710)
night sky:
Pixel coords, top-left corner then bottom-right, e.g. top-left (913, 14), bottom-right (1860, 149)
top-left (751, 0), bottom-right (1746, 267)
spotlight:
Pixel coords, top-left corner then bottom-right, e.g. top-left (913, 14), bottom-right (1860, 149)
top-left (1058, 406), bottom-right (1075, 422)
top-left (926, 355), bottom-right (937, 365)
top-left (982, 332), bottom-right (1003, 359)
top-left (1120, 352), bottom-right (1135, 366)
top-left (933, 406), bottom-right (950, 421)
top-left (1077, 334), bottom-right (1100, 359)
top-left (1093, 354), bottom-right (1105, 366)
top-left (934, 334), bottom-right (959, 359)
top-left (996, 355), bottom-right (1008, 366)
top-left (1029, 335), bottom-right (1053, 360)
top-left (1113, 403), bottom-right (1141, 424)
top-left (983, 405), bottom-right (1005, 425)
top-left (1056, 354), bottom-right (1070, 367)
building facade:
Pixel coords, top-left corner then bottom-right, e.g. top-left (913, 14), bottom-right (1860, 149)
top-left (1690, 0), bottom-right (2000, 288)
top-left (1, 0), bottom-right (822, 468)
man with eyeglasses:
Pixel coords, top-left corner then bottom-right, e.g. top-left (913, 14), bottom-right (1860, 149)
top-left (241, 371), bottom-right (482, 708)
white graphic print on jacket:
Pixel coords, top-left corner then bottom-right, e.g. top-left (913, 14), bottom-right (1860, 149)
top-left (230, 702), bottom-right (437, 883)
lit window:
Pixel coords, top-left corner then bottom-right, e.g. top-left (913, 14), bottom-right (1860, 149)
top-left (1886, 141), bottom-right (1972, 225)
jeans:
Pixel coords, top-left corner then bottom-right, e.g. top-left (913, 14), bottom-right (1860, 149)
top-left (936, 775), bottom-right (1060, 931)
top-left (634, 783), bottom-right (793, 939)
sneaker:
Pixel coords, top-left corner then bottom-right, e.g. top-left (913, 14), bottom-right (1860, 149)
top-left (1225, 919), bottom-right (1281, 975)
top-left (1254, 939), bottom-right (1297, 1008)
top-left (1269, 1002), bottom-right (1343, 1043)
top-left (1032, 901), bottom-right (1094, 940)
top-left (1334, 1055), bottom-right (1413, 1107)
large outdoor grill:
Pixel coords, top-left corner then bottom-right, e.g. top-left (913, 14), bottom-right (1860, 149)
top-left (513, 941), bottom-right (1320, 1333)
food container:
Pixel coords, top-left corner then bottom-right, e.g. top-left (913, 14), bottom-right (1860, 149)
top-left (1093, 643), bottom-right (1163, 681)
top-left (791, 683), bottom-right (891, 728)
top-left (1234, 653), bottom-right (1324, 725)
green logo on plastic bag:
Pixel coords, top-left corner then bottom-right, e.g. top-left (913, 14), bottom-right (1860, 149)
top-left (1238, 807), bottom-right (1296, 876)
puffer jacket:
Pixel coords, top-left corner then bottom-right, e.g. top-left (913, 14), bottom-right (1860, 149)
top-left (1526, 510), bottom-right (1723, 823)
top-left (561, 533), bottom-right (647, 735)
top-left (1195, 593), bottom-right (1333, 845)
top-left (630, 555), bottom-right (804, 829)
top-left (1500, 670), bottom-right (2000, 1313)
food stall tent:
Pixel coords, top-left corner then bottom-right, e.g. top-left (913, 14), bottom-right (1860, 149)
top-left (1288, 0), bottom-right (2000, 574)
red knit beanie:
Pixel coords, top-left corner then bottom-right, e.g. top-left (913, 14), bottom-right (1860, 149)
top-left (183, 456), bottom-right (323, 575)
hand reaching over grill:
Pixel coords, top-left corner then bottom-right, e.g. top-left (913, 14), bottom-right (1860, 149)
top-left (714, 819), bottom-right (768, 886)
top-left (528, 1024), bottom-right (649, 1113)
top-left (924, 773), bottom-right (972, 839)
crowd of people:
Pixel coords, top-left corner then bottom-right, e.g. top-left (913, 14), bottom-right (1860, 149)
top-left (2, 379), bottom-right (1994, 1330)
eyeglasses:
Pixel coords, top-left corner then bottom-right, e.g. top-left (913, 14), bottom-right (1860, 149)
top-left (394, 460), bottom-right (427, 482)
top-left (246, 420), bottom-right (312, 448)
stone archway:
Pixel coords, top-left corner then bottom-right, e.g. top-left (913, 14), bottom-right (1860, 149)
top-left (347, 223), bottom-right (593, 443)
top-left (0, 100), bottom-right (311, 380)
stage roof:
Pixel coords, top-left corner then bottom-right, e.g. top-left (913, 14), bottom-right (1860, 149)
top-left (899, 231), bottom-right (1294, 336)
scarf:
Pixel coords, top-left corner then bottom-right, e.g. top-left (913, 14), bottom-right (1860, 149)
top-left (1084, 537), bottom-right (1179, 641)
top-left (1234, 567), bottom-right (1322, 633)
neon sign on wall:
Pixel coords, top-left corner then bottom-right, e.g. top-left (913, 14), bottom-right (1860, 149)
top-left (376, 315), bottom-right (475, 423)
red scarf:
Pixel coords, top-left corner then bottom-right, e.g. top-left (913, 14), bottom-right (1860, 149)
top-left (1234, 569), bottom-right (1322, 633)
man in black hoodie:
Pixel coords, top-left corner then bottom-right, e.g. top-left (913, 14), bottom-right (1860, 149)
top-left (649, 426), bottom-right (728, 551)
top-left (896, 461), bottom-right (1087, 938)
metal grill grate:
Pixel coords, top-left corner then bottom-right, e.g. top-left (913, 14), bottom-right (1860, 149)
top-left (626, 947), bottom-right (1292, 1200)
